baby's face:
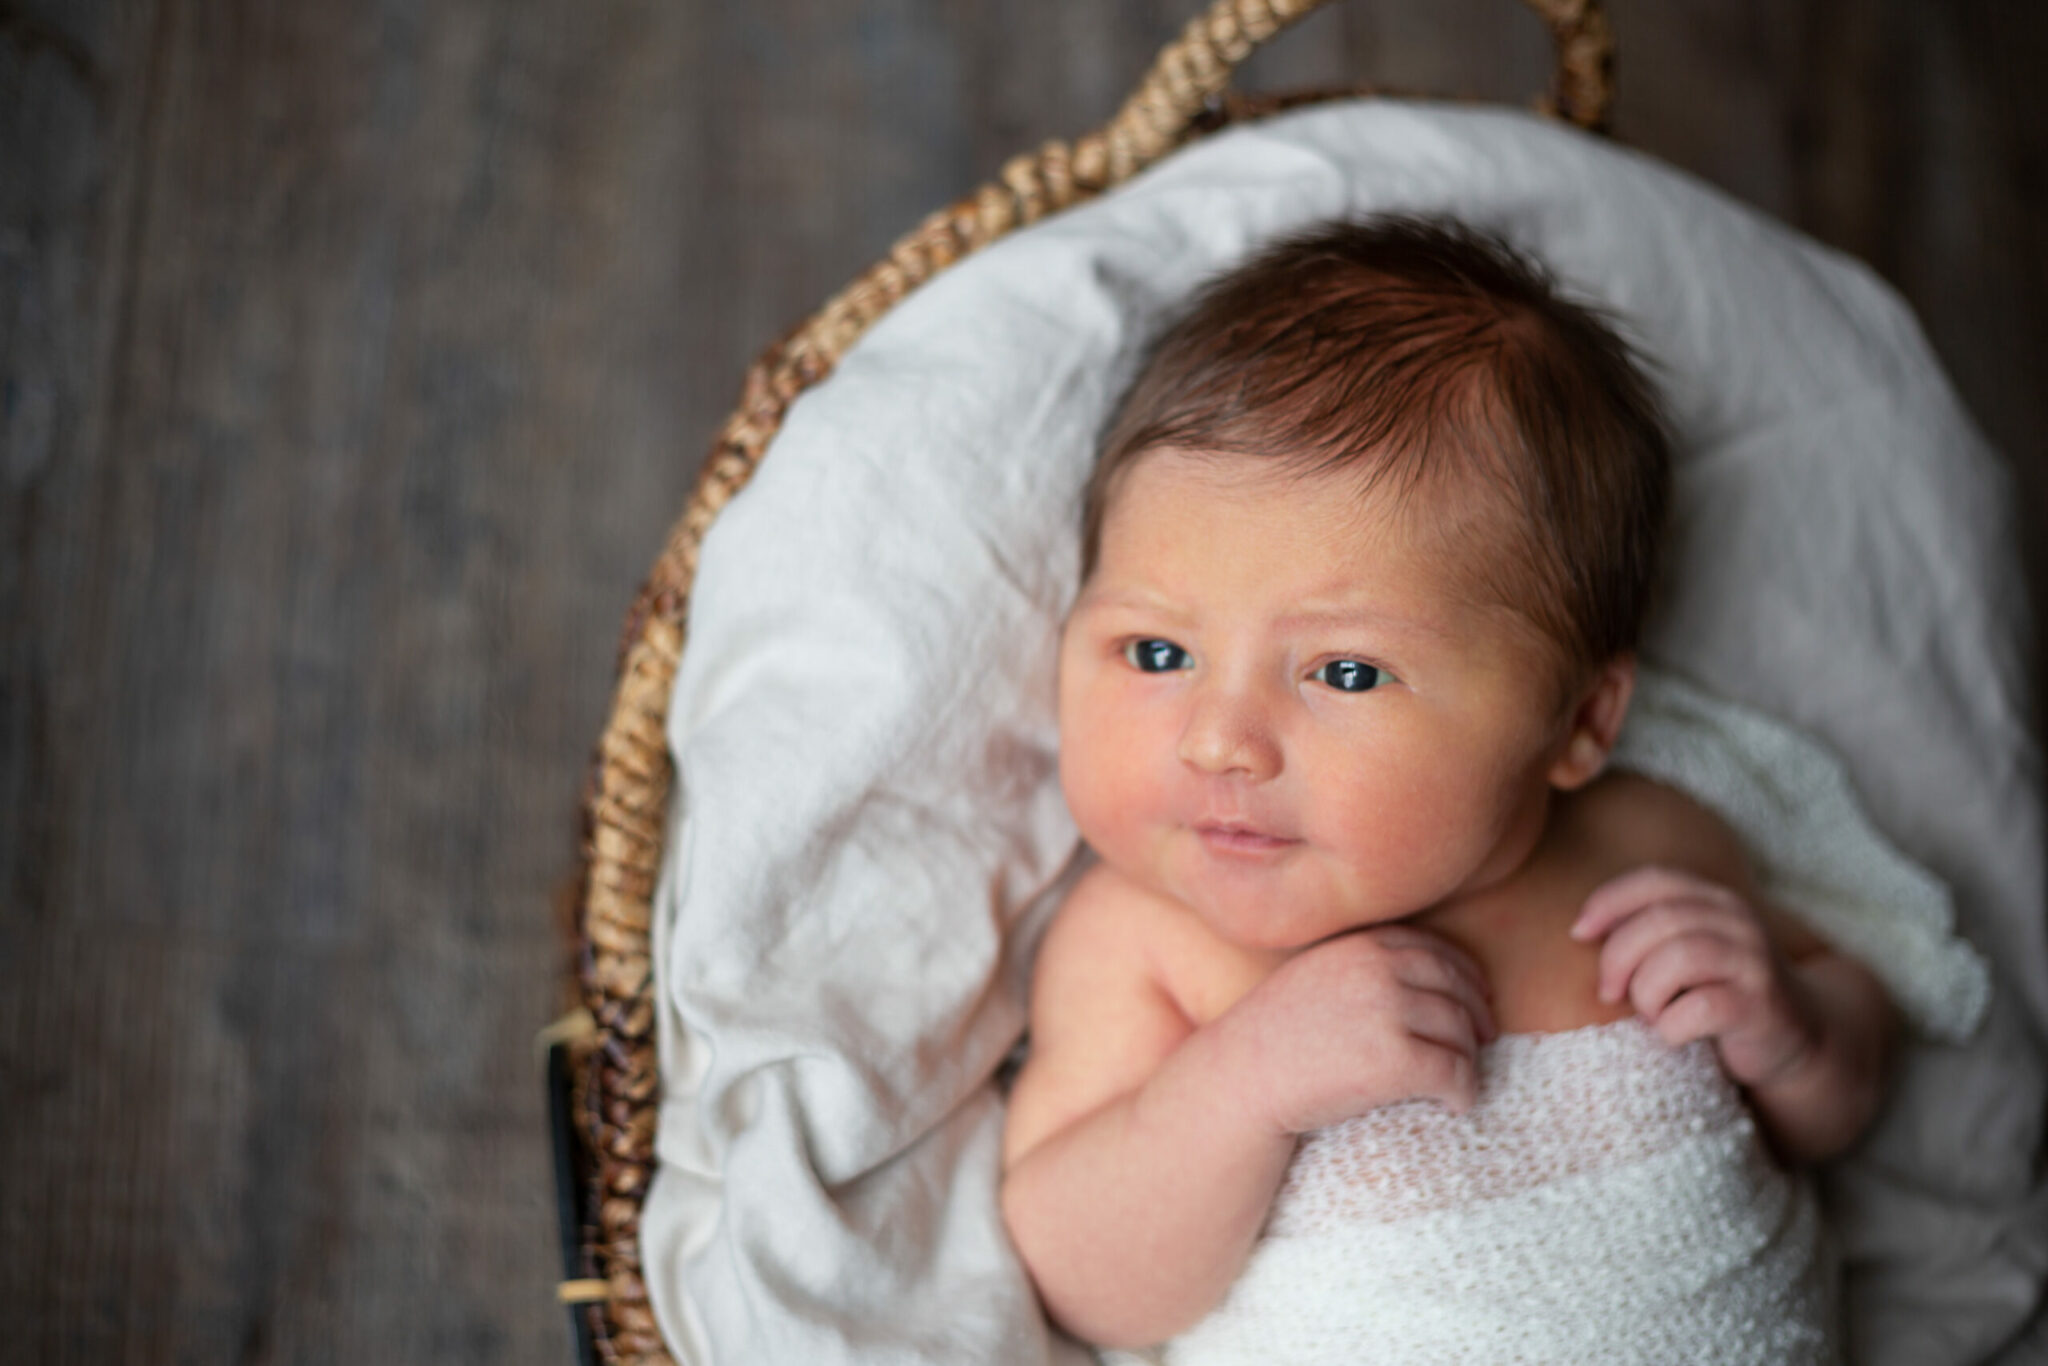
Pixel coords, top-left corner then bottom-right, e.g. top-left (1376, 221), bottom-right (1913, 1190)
top-left (1059, 448), bottom-right (1580, 950)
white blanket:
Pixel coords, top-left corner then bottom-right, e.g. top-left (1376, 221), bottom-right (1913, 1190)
top-left (1159, 1020), bottom-right (1833, 1366)
top-left (644, 102), bottom-right (2048, 1365)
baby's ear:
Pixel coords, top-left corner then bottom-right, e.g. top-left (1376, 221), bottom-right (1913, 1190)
top-left (1548, 655), bottom-right (1636, 791)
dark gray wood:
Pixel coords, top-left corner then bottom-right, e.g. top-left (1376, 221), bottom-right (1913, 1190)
top-left (3, 2), bottom-right (2043, 1363)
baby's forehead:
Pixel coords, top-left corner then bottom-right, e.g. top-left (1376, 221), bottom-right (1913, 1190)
top-left (1095, 445), bottom-right (1573, 657)
top-left (1109, 439), bottom-right (1531, 550)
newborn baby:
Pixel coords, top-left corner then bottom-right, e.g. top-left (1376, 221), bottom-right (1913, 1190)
top-left (1000, 217), bottom-right (1896, 1363)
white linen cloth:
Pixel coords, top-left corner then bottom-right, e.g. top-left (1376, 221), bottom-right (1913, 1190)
top-left (643, 101), bottom-right (2048, 1365)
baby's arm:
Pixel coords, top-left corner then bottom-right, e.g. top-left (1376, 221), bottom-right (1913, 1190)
top-left (1001, 866), bottom-right (1493, 1348)
top-left (1570, 798), bottom-right (1897, 1164)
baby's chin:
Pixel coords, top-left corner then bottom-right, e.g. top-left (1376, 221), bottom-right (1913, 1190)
top-left (1177, 882), bottom-right (1418, 953)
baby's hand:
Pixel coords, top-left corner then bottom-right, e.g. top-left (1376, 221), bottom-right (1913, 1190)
top-left (1227, 925), bottom-right (1497, 1135)
top-left (1572, 867), bottom-right (1819, 1089)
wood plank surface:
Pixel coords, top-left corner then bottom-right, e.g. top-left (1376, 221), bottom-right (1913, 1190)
top-left (4, 2), bottom-right (2044, 1363)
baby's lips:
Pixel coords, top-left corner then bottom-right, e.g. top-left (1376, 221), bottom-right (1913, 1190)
top-left (1191, 819), bottom-right (1301, 852)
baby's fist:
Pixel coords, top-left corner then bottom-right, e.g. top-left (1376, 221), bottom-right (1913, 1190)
top-left (1572, 867), bottom-right (1818, 1087)
top-left (1230, 925), bottom-right (1497, 1134)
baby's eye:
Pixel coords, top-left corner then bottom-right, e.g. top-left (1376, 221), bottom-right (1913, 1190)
top-left (1123, 639), bottom-right (1192, 673)
top-left (1312, 659), bottom-right (1388, 693)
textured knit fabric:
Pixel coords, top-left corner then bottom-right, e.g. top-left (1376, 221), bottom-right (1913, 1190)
top-left (1160, 1021), bottom-right (1834, 1366)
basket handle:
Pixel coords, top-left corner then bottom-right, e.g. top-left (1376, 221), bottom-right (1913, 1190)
top-left (687, 0), bottom-right (1611, 501)
top-left (1088, 0), bottom-right (1612, 190)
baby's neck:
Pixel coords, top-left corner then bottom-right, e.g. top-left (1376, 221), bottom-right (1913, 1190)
top-left (1407, 785), bottom-right (1633, 1036)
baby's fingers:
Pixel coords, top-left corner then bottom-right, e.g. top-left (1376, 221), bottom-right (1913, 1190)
top-left (1650, 983), bottom-right (1746, 1050)
top-left (1371, 925), bottom-right (1492, 998)
top-left (1626, 933), bottom-right (1755, 1020)
top-left (1395, 1018), bottom-right (1481, 1114)
top-left (1418, 1045), bottom-right (1480, 1115)
top-left (1391, 943), bottom-right (1496, 1044)
top-left (1370, 926), bottom-right (1496, 1043)
top-left (1573, 865), bottom-right (1726, 944)
top-left (1402, 988), bottom-right (1483, 1061)
top-left (1591, 900), bottom-right (1744, 1006)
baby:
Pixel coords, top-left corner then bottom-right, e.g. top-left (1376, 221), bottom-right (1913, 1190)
top-left (1000, 218), bottom-right (1897, 1363)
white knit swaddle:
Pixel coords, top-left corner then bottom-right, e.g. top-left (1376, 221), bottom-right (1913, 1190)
top-left (1158, 1020), bottom-right (1834, 1366)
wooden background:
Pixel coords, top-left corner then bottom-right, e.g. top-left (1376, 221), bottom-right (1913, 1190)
top-left (4, 2), bottom-right (2043, 1363)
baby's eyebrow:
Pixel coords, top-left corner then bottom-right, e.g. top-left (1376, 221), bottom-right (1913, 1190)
top-left (1073, 592), bottom-right (1454, 649)
top-left (1272, 605), bottom-right (1451, 642)
top-left (1073, 587), bottom-right (1189, 620)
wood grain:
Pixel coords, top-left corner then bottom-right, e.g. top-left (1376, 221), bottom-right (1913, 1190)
top-left (3, 2), bottom-right (2042, 1363)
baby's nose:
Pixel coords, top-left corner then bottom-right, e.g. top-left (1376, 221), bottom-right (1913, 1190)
top-left (1177, 689), bottom-right (1282, 781)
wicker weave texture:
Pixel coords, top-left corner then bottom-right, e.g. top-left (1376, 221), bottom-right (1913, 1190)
top-left (567, 2), bottom-right (1613, 1360)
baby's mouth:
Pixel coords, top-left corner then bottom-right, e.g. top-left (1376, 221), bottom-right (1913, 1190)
top-left (1193, 821), bottom-right (1300, 854)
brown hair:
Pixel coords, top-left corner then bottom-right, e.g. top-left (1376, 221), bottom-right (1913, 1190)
top-left (1083, 216), bottom-right (1670, 669)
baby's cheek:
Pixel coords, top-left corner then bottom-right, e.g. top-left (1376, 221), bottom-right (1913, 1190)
top-left (1056, 737), bottom-right (1114, 848)
top-left (1306, 781), bottom-right (1475, 912)
top-left (1060, 734), bottom-right (1155, 866)
top-left (1064, 761), bottom-right (1127, 850)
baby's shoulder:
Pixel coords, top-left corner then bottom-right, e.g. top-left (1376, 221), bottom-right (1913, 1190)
top-left (1562, 770), bottom-right (1755, 894)
top-left (1037, 864), bottom-right (1275, 1029)
top-left (1038, 862), bottom-right (1180, 968)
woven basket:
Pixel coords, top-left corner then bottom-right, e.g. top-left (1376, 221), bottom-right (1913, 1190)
top-left (552, 2), bottom-right (1616, 1360)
